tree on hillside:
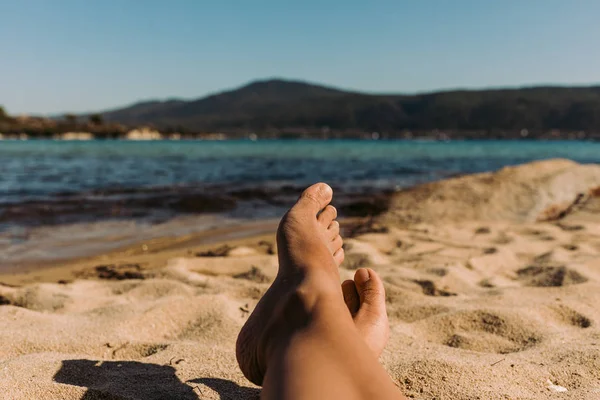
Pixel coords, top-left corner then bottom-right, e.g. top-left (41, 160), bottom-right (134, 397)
top-left (89, 113), bottom-right (103, 125)
top-left (64, 113), bottom-right (77, 125)
top-left (0, 106), bottom-right (6, 120)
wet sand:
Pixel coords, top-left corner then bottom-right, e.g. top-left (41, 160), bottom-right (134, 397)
top-left (1, 159), bottom-right (600, 399)
top-left (0, 183), bottom-right (388, 268)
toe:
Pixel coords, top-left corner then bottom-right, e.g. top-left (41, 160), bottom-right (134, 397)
top-left (342, 279), bottom-right (359, 315)
top-left (327, 220), bottom-right (340, 240)
top-left (353, 268), bottom-right (389, 356)
top-left (354, 268), bottom-right (386, 312)
top-left (329, 235), bottom-right (343, 254)
top-left (318, 205), bottom-right (337, 227)
top-left (333, 247), bottom-right (345, 266)
top-left (294, 183), bottom-right (333, 214)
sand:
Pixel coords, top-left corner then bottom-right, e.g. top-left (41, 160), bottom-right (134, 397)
top-left (1, 159), bottom-right (600, 399)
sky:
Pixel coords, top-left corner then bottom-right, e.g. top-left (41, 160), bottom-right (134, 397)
top-left (2, 0), bottom-right (600, 115)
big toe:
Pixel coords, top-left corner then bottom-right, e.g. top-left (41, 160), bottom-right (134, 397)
top-left (352, 268), bottom-right (389, 356)
top-left (355, 268), bottom-right (386, 312)
top-left (293, 183), bottom-right (333, 214)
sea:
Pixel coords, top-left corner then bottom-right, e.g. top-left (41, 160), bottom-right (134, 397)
top-left (2, 139), bottom-right (600, 266)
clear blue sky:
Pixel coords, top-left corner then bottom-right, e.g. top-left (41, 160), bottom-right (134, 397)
top-left (2, 0), bottom-right (600, 115)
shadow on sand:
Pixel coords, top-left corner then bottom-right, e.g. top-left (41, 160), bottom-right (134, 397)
top-left (53, 359), bottom-right (260, 400)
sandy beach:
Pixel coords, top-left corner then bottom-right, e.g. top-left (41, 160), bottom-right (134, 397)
top-left (1, 159), bottom-right (600, 399)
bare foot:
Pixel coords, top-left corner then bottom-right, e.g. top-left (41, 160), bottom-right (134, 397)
top-left (236, 183), bottom-right (390, 385)
top-left (236, 183), bottom-right (345, 385)
top-left (342, 268), bottom-right (390, 357)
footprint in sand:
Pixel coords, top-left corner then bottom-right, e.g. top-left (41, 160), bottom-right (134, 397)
top-left (420, 310), bottom-right (542, 354)
top-left (412, 280), bottom-right (456, 297)
top-left (516, 265), bottom-right (588, 287)
top-left (521, 229), bottom-right (555, 242)
top-left (0, 295), bottom-right (12, 306)
top-left (550, 304), bottom-right (592, 328)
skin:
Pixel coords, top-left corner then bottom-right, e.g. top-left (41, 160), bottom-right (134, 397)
top-left (236, 183), bottom-right (405, 400)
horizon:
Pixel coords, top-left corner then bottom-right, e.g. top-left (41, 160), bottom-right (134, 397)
top-left (3, 0), bottom-right (600, 115)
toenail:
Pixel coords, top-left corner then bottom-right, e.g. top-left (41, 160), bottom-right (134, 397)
top-left (356, 268), bottom-right (371, 283)
top-left (317, 183), bottom-right (333, 197)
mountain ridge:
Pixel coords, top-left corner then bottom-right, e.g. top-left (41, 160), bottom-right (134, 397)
top-left (93, 79), bottom-right (600, 134)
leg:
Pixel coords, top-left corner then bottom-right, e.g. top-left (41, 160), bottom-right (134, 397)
top-left (236, 183), bottom-right (405, 400)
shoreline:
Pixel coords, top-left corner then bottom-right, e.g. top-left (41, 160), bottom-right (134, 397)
top-left (0, 177), bottom-right (392, 270)
top-left (0, 218), bottom-right (279, 285)
top-left (0, 216), bottom-right (368, 287)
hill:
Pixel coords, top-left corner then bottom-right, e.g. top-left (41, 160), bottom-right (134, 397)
top-left (96, 79), bottom-right (600, 136)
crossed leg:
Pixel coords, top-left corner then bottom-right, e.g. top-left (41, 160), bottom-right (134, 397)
top-left (236, 183), bottom-right (405, 400)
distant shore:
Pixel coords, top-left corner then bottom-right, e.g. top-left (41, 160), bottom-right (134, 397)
top-left (2, 111), bottom-right (600, 141)
top-left (2, 127), bottom-right (600, 141)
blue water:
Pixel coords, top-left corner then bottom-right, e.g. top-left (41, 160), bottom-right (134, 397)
top-left (3, 139), bottom-right (600, 205)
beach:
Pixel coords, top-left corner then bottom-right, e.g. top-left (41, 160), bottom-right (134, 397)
top-left (0, 158), bottom-right (599, 399)
top-left (3, 139), bottom-right (600, 268)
